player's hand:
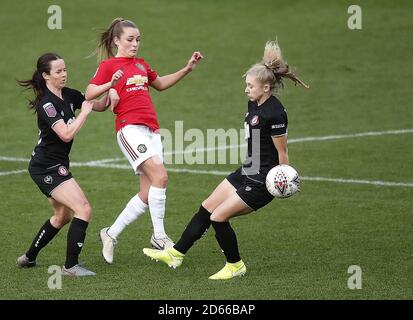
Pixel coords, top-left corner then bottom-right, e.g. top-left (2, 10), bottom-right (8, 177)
top-left (111, 69), bottom-right (124, 86)
top-left (108, 88), bottom-right (120, 113)
top-left (81, 100), bottom-right (94, 114)
top-left (185, 51), bottom-right (203, 72)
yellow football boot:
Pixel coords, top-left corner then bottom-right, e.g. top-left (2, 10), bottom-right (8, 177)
top-left (209, 260), bottom-right (247, 280)
top-left (142, 247), bottom-right (184, 268)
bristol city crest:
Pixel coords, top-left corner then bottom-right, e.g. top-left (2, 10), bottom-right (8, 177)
top-left (58, 166), bottom-right (68, 176)
top-left (250, 115), bottom-right (259, 126)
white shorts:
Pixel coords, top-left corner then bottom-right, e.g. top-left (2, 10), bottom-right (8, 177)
top-left (117, 125), bottom-right (163, 174)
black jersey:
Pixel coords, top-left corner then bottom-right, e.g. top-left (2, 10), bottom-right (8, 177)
top-left (242, 95), bottom-right (288, 176)
top-left (30, 87), bottom-right (85, 167)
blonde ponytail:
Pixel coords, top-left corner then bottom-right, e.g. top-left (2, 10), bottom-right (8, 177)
top-left (245, 40), bottom-right (309, 93)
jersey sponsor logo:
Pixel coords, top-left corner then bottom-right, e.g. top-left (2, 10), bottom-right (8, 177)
top-left (42, 102), bottom-right (57, 117)
top-left (271, 123), bottom-right (285, 129)
top-left (250, 115), bottom-right (259, 126)
top-left (58, 166), bottom-right (68, 176)
top-left (137, 144), bottom-right (147, 153)
top-left (44, 175), bottom-right (53, 184)
top-left (126, 86), bottom-right (148, 92)
top-left (135, 63), bottom-right (145, 71)
top-left (126, 75), bottom-right (148, 86)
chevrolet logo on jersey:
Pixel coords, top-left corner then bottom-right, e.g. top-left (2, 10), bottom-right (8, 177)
top-left (126, 75), bottom-right (148, 86)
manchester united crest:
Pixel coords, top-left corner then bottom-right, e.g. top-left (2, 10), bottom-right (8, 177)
top-left (137, 144), bottom-right (147, 153)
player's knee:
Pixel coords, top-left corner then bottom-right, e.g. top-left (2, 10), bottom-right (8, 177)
top-left (153, 172), bottom-right (168, 188)
top-left (201, 199), bottom-right (214, 213)
top-left (77, 202), bottom-right (93, 221)
top-left (210, 211), bottom-right (225, 222)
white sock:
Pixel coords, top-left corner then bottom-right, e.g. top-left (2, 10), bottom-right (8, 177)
top-left (108, 195), bottom-right (148, 239)
top-left (148, 186), bottom-right (167, 238)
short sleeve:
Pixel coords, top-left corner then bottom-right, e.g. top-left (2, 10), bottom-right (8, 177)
top-left (71, 89), bottom-right (85, 110)
top-left (90, 61), bottom-right (112, 85)
top-left (269, 110), bottom-right (288, 136)
top-left (144, 61), bottom-right (158, 84)
top-left (38, 101), bottom-right (63, 128)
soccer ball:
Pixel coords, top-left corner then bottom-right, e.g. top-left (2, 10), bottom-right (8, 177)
top-left (266, 164), bottom-right (300, 198)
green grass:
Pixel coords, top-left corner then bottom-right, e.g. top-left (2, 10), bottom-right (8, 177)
top-left (1, 0), bottom-right (412, 300)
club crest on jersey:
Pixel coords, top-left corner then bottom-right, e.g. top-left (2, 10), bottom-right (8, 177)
top-left (44, 175), bottom-right (53, 184)
top-left (135, 63), bottom-right (145, 71)
top-left (61, 110), bottom-right (64, 117)
top-left (58, 166), bottom-right (68, 176)
top-left (42, 103), bottom-right (57, 118)
top-left (137, 144), bottom-right (147, 153)
top-left (250, 115), bottom-right (259, 126)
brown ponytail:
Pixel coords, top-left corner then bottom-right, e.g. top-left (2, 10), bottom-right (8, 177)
top-left (95, 18), bottom-right (138, 62)
top-left (17, 53), bottom-right (62, 110)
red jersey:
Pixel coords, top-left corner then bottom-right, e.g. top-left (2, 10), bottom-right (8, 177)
top-left (90, 57), bottom-right (159, 132)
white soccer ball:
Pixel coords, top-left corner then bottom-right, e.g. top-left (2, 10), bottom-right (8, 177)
top-left (266, 164), bottom-right (300, 198)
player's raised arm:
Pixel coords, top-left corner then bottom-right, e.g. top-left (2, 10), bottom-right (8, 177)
top-left (150, 51), bottom-right (203, 91)
top-left (52, 100), bottom-right (93, 142)
top-left (85, 69), bottom-right (124, 100)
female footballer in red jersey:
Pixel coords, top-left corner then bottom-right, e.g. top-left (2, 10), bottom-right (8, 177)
top-left (85, 18), bottom-right (203, 264)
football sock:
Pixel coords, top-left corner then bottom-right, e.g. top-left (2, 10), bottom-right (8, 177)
top-left (211, 220), bottom-right (241, 263)
top-left (26, 219), bottom-right (60, 261)
top-left (148, 186), bottom-right (167, 239)
top-left (174, 205), bottom-right (212, 254)
top-left (65, 217), bottom-right (88, 269)
top-left (108, 194), bottom-right (148, 239)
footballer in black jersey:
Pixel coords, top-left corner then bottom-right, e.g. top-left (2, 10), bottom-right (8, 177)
top-left (29, 86), bottom-right (85, 196)
top-left (227, 95), bottom-right (288, 210)
top-left (142, 40), bottom-right (308, 280)
top-left (16, 53), bottom-right (109, 276)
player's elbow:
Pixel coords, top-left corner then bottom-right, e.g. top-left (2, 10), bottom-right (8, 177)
top-left (60, 135), bottom-right (73, 143)
top-left (85, 86), bottom-right (97, 100)
top-left (58, 131), bottom-right (74, 143)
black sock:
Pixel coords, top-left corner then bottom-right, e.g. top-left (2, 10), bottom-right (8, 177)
top-left (211, 221), bottom-right (241, 263)
top-left (26, 219), bottom-right (60, 261)
top-left (65, 217), bottom-right (88, 269)
top-left (174, 205), bottom-right (212, 254)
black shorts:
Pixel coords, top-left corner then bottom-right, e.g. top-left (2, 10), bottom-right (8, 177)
top-left (226, 167), bottom-right (274, 211)
top-left (28, 163), bottom-right (72, 198)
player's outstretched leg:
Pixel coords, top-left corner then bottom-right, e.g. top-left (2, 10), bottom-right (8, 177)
top-left (142, 247), bottom-right (184, 269)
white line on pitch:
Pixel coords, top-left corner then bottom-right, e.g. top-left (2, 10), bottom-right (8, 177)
top-left (0, 169), bottom-right (27, 176)
top-left (1, 162), bottom-right (412, 187)
top-left (71, 163), bottom-right (413, 188)
top-left (2, 128), bottom-right (413, 164)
